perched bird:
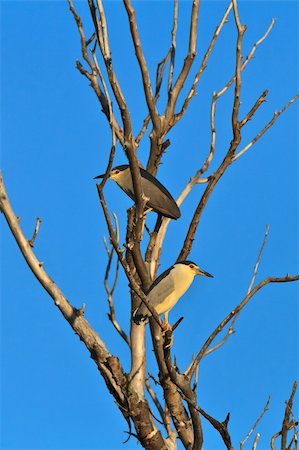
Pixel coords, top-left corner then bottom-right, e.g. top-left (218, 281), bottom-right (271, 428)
top-left (133, 261), bottom-right (213, 325)
top-left (94, 165), bottom-right (181, 219)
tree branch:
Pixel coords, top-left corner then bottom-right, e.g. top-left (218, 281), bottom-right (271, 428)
top-left (177, 12), bottom-right (296, 264)
top-left (149, 321), bottom-right (195, 448)
top-left (231, 0), bottom-right (246, 143)
top-left (270, 382), bottom-right (298, 450)
top-left (0, 171), bottom-right (128, 414)
top-left (96, 184), bottom-right (162, 328)
top-left (186, 274), bottom-right (299, 379)
top-left (88, 0), bottom-right (133, 140)
top-left (164, 0), bottom-right (200, 122)
top-left (103, 214), bottom-right (130, 346)
top-left (168, 0), bottom-right (178, 93)
top-left (173, 2), bottom-right (233, 124)
top-left (233, 94), bottom-right (299, 161)
top-left (239, 89), bottom-right (269, 128)
top-left (217, 18), bottom-right (276, 98)
top-left (202, 224), bottom-right (271, 359)
top-left (281, 381), bottom-right (298, 450)
top-left (28, 216), bottom-right (42, 248)
top-left (123, 0), bottom-right (160, 131)
top-left (240, 396), bottom-right (271, 449)
top-left (68, 0), bottom-right (124, 144)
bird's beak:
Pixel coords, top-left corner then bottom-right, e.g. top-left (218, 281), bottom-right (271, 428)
top-left (93, 173), bottom-right (105, 179)
top-left (196, 267), bottom-right (213, 278)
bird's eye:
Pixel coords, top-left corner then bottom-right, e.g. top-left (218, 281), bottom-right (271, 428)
top-left (115, 170), bottom-right (120, 174)
top-left (189, 264), bottom-right (194, 269)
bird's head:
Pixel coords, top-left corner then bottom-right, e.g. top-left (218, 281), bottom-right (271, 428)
top-left (94, 165), bottom-right (129, 181)
top-left (178, 260), bottom-right (213, 278)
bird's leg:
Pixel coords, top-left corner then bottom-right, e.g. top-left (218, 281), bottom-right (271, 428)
top-left (141, 208), bottom-right (153, 236)
top-left (162, 313), bottom-right (174, 349)
top-left (161, 312), bottom-right (172, 332)
top-left (143, 207), bottom-right (153, 216)
top-left (144, 223), bottom-right (151, 236)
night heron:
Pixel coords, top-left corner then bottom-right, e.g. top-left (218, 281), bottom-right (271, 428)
top-left (94, 165), bottom-right (181, 219)
top-left (133, 261), bottom-right (213, 325)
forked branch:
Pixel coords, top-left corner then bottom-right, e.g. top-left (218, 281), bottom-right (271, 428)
top-left (103, 214), bottom-right (130, 346)
top-left (186, 273), bottom-right (299, 379)
top-left (270, 381), bottom-right (298, 450)
top-left (123, 0), bottom-right (160, 130)
top-left (240, 396), bottom-right (271, 449)
top-left (0, 171), bottom-right (128, 416)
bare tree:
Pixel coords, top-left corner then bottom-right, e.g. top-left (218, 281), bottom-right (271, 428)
top-left (1, 1), bottom-right (298, 449)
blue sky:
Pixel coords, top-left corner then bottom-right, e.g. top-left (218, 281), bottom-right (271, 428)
top-left (1, 1), bottom-right (298, 449)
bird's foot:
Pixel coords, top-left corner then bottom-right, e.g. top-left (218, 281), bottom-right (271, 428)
top-left (161, 321), bottom-right (172, 333)
top-left (163, 335), bottom-right (174, 350)
top-left (162, 321), bottom-right (173, 350)
top-left (143, 207), bottom-right (153, 216)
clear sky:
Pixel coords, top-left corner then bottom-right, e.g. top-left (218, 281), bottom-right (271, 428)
top-left (1, 1), bottom-right (298, 449)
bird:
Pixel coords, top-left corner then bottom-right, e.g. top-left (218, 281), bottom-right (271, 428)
top-left (94, 165), bottom-right (181, 219)
top-left (133, 261), bottom-right (213, 325)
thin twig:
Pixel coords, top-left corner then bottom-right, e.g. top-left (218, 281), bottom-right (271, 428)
top-left (164, 0), bottom-right (200, 121)
top-left (95, 0), bottom-right (111, 57)
top-left (240, 90), bottom-right (269, 128)
top-left (217, 18), bottom-right (276, 98)
top-left (88, 0), bottom-right (133, 143)
top-left (233, 94), bottom-right (299, 161)
top-left (174, 2), bottom-right (233, 124)
top-left (176, 14), bottom-right (288, 263)
top-left (214, 224), bottom-right (270, 348)
top-left (288, 404), bottom-right (299, 450)
top-left (145, 379), bottom-right (168, 430)
top-left (168, 0), bottom-right (178, 93)
top-left (231, 0), bottom-right (246, 142)
top-left (146, 159), bottom-right (210, 278)
top-left (92, 48), bottom-right (120, 149)
top-left (123, 0), bottom-right (160, 130)
top-left (192, 363), bottom-right (199, 392)
top-left (271, 420), bottom-right (299, 450)
top-left (156, 51), bottom-right (171, 97)
top-left (240, 396), bottom-right (271, 449)
top-left (281, 381), bottom-right (298, 450)
top-left (0, 171), bottom-right (128, 411)
top-left (68, 0), bottom-right (124, 144)
top-left (28, 217), bottom-right (42, 248)
top-left (68, 0), bottom-right (96, 70)
top-left (135, 50), bottom-right (170, 145)
top-left (103, 214), bottom-right (130, 346)
top-left (247, 224), bottom-right (270, 293)
top-left (186, 273), bottom-right (299, 379)
top-left (252, 433), bottom-right (261, 450)
top-left (203, 324), bottom-right (235, 357)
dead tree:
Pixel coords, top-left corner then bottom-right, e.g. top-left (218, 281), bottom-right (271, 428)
top-left (1, 1), bottom-right (298, 449)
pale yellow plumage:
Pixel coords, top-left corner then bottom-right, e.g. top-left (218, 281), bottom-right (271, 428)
top-left (133, 261), bottom-right (213, 324)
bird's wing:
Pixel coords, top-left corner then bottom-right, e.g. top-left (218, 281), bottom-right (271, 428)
top-left (146, 268), bottom-right (175, 307)
top-left (146, 266), bottom-right (173, 293)
top-left (140, 168), bottom-right (176, 200)
top-left (140, 169), bottom-right (181, 219)
top-left (133, 267), bottom-right (175, 320)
